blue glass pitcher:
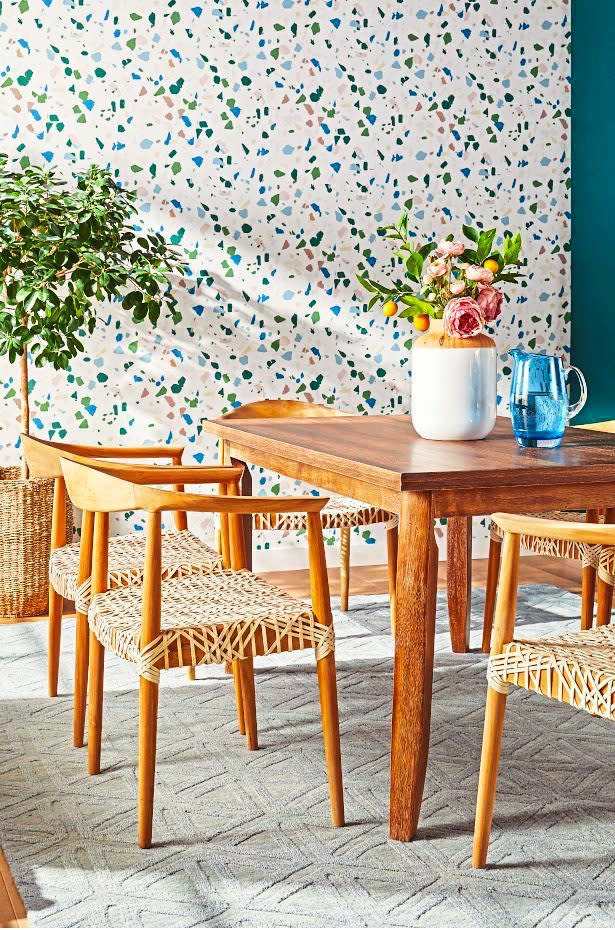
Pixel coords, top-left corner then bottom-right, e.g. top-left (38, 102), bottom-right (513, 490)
top-left (509, 349), bottom-right (587, 448)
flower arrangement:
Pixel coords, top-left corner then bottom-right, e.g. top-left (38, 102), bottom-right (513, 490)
top-left (357, 212), bottom-right (524, 338)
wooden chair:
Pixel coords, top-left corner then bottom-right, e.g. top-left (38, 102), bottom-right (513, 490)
top-left (21, 435), bottom-right (234, 747)
top-left (481, 421), bottom-right (615, 652)
top-left (473, 513), bottom-right (615, 868)
top-left (218, 400), bottom-right (399, 617)
top-left (60, 454), bottom-right (344, 848)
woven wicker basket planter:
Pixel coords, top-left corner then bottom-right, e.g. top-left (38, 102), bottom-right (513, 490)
top-left (0, 467), bottom-right (73, 621)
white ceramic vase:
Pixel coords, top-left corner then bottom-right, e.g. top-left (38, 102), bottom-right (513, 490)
top-left (411, 317), bottom-right (497, 441)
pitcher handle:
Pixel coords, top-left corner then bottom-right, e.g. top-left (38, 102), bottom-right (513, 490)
top-left (565, 365), bottom-right (587, 421)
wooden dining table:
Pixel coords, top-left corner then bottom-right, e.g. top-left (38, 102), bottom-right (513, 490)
top-left (203, 414), bottom-right (615, 842)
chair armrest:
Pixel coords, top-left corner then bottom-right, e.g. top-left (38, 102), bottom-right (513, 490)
top-left (85, 460), bottom-right (244, 486)
top-left (145, 490), bottom-right (328, 516)
top-left (492, 512), bottom-right (615, 547)
top-left (57, 449), bottom-right (243, 487)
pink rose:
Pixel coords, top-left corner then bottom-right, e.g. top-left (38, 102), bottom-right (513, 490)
top-left (466, 265), bottom-right (494, 285)
top-left (435, 239), bottom-right (465, 258)
top-left (449, 278), bottom-right (465, 296)
top-left (425, 257), bottom-right (449, 278)
top-left (476, 284), bottom-right (503, 322)
top-left (443, 296), bottom-right (484, 338)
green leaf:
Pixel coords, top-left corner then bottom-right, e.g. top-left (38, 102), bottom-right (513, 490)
top-left (359, 276), bottom-right (394, 295)
top-left (356, 273), bottom-right (377, 293)
top-left (405, 251), bottom-right (424, 281)
top-left (132, 304), bottom-right (148, 322)
top-left (476, 228), bottom-right (497, 263)
top-left (398, 294), bottom-right (435, 313)
top-left (122, 290), bottom-right (143, 310)
top-left (462, 224), bottom-right (479, 243)
top-left (418, 241), bottom-right (438, 259)
top-left (503, 231), bottom-right (522, 265)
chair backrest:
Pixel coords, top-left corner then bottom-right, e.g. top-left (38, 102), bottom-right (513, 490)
top-left (218, 400), bottom-right (352, 469)
top-left (21, 434), bottom-right (185, 479)
top-left (21, 433), bottom-right (189, 539)
top-left (220, 399), bottom-right (351, 420)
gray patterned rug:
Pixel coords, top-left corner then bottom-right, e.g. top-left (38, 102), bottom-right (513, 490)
top-left (1, 585), bottom-right (614, 928)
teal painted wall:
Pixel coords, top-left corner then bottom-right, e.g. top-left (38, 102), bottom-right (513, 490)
top-left (571, 2), bottom-right (615, 423)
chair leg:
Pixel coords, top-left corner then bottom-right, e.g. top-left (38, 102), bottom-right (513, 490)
top-left (581, 508), bottom-right (600, 630)
top-left (186, 666), bottom-right (196, 681)
top-left (581, 564), bottom-right (597, 630)
top-left (596, 576), bottom-right (613, 626)
top-left (87, 633), bottom-right (105, 776)
top-left (138, 676), bottom-right (159, 849)
top-left (472, 685), bottom-right (508, 868)
top-left (316, 651), bottom-right (344, 827)
top-left (386, 525), bottom-right (398, 635)
top-left (473, 530), bottom-right (519, 868)
top-left (73, 613), bottom-right (89, 748)
top-left (482, 537), bottom-right (502, 653)
top-left (238, 657), bottom-right (257, 750)
top-left (339, 527), bottom-right (350, 612)
top-left (597, 507), bottom-right (615, 626)
top-left (232, 659), bottom-right (246, 735)
top-left (47, 587), bottom-right (63, 697)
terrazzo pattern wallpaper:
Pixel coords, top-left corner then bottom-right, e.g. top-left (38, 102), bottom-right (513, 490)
top-left (0, 0), bottom-right (570, 566)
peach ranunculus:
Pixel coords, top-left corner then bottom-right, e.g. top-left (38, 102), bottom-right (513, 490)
top-left (476, 284), bottom-right (503, 322)
top-left (424, 257), bottom-right (450, 278)
top-left (465, 265), bottom-right (494, 284)
top-left (435, 239), bottom-right (465, 258)
top-left (449, 278), bottom-right (465, 296)
top-left (443, 296), bottom-right (484, 338)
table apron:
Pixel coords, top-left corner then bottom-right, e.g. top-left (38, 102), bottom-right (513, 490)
top-left (227, 442), bottom-right (615, 522)
top-left (433, 480), bottom-right (615, 517)
top-left (226, 442), bottom-right (401, 513)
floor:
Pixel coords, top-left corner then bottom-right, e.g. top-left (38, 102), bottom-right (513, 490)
top-left (0, 555), bottom-right (583, 927)
top-left (264, 553), bottom-right (583, 600)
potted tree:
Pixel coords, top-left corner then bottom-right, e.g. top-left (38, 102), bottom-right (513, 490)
top-left (0, 155), bottom-right (183, 618)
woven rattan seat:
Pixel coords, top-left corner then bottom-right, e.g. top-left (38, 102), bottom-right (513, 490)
top-left (489, 511), bottom-right (602, 569)
top-left (50, 528), bottom-right (222, 612)
top-left (252, 494), bottom-right (397, 531)
top-left (88, 569), bottom-right (334, 684)
top-left (487, 622), bottom-right (615, 721)
top-left (599, 547), bottom-right (615, 586)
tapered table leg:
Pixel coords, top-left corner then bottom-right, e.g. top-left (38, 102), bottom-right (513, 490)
top-left (390, 491), bottom-right (438, 841)
top-left (225, 458), bottom-right (253, 681)
top-left (231, 456), bottom-right (252, 571)
top-left (446, 515), bottom-right (472, 653)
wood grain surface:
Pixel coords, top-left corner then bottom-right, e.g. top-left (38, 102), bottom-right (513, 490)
top-left (206, 415), bottom-right (615, 493)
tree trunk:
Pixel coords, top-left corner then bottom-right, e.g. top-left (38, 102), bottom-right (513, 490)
top-left (20, 346), bottom-right (29, 479)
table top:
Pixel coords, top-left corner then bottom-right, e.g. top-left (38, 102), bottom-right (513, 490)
top-left (204, 415), bottom-right (615, 492)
